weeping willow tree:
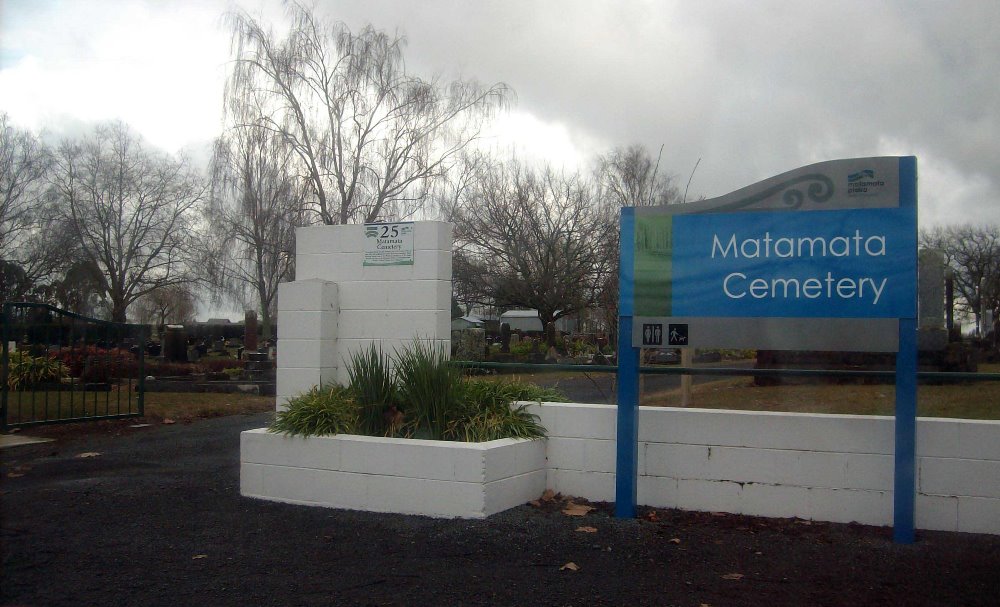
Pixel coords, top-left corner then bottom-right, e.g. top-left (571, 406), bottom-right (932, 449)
top-left (225, 2), bottom-right (512, 225)
top-left (205, 120), bottom-right (302, 341)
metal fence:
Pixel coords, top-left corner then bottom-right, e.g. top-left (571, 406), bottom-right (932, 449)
top-left (1, 302), bottom-right (146, 430)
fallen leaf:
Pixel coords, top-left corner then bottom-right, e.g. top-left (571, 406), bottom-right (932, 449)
top-left (528, 500), bottom-right (542, 508)
top-left (645, 510), bottom-right (660, 522)
top-left (75, 452), bottom-right (101, 458)
top-left (562, 502), bottom-right (595, 517)
top-left (192, 554), bottom-right (208, 560)
top-left (560, 562), bottom-right (579, 571)
top-left (7, 472), bottom-right (24, 478)
top-left (576, 526), bottom-right (598, 533)
top-left (162, 418), bottom-right (176, 425)
top-left (795, 520), bottom-right (812, 526)
top-left (669, 538), bottom-right (682, 544)
top-left (541, 489), bottom-right (556, 502)
top-left (722, 573), bottom-right (744, 580)
top-left (700, 604), bottom-right (713, 607)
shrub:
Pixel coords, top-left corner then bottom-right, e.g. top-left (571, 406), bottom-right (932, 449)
top-left (445, 379), bottom-right (558, 441)
top-left (346, 343), bottom-right (397, 435)
top-left (52, 346), bottom-right (137, 382)
top-left (269, 385), bottom-right (359, 437)
top-left (6, 352), bottom-right (68, 390)
top-left (394, 340), bottom-right (463, 440)
top-left (270, 342), bottom-right (555, 441)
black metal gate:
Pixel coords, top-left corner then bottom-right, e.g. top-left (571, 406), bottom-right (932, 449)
top-left (1, 303), bottom-right (145, 430)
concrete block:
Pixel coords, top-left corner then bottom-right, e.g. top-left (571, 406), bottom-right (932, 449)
top-left (547, 403), bottom-right (616, 439)
top-left (297, 250), bottom-right (452, 283)
top-left (261, 464), bottom-right (319, 503)
top-left (915, 417), bottom-right (1000, 461)
top-left (638, 475), bottom-right (678, 508)
top-left (545, 437), bottom-right (586, 471)
top-left (277, 339), bottom-right (337, 370)
top-left (277, 279), bottom-right (338, 312)
top-left (583, 438), bottom-right (616, 473)
top-left (643, 442), bottom-right (712, 479)
top-left (481, 441), bottom-right (517, 483)
top-left (278, 311), bottom-right (338, 340)
top-left (844, 453), bottom-right (893, 491)
top-left (916, 494), bottom-right (959, 532)
top-left (956, 497), bottom-right (1000, 535)
top-left (312, 470), bottom-right (370, 510)
top-left (241, 430), bottom-right (342, 471)
top-left (336, 309), bottom-right (450, 341)
top-left (737, 482), bottom-right (810, 519)
top-left (548, 469), bottom-right (615, 502)
top-left (485, 470), bottom-right (547, 516)
top-left (920, 458), bottom-right (1000, 499)
top-left (240, 462), bottom-right (264, 497)
top-left (295, 224), bottom-right (364, 255)
top-left (390, 440), bottom-right (462, 481)
top-left (337, 279), bottom-right (450, 311)
top-left (805, 487), bottom-right (891, 526)
top-left (338, 436), bottom-right (399, 476)
top-left (639, 408), bottom-right (894, 455)
top-left (673, 478), bottom-right (743, 513)
top-left (512, 439), bottom-right (547, 478)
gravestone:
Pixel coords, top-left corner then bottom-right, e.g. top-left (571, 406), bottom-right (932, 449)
top-left (245, 310), bottom-right (259, 352)
top-left (918, 249), bottom-right (947, 351)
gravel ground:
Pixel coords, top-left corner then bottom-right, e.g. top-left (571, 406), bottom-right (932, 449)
top-left (3, 413), bottom-right (1000, 607)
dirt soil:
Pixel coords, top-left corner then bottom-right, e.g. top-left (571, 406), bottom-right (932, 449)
top-left (3, 413), bottom-right (999, 607)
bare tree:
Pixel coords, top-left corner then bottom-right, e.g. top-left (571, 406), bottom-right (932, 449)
top-left (452, 155), bottom-right (615, 344)
top-left (49, 122), bottom-right (205, 322)
top-left (133, 284), bottom-right (198, 332)
top-left (204, 120), bottom-right (302, 340)
top-left (225, 2), bottom-right (510, 225)
top-left (921, 224), bottom-right (1000, 340)
top-left (0, 113), bottom-right (68, 302)
top-left (0, 113), bottom-right (50, 253)
top-left (593, 145), bottom-right (683, 342)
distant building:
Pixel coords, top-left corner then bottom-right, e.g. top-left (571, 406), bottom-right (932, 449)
top-left (498, 309), bottom-right (579, 333)
top-left (451, 315), bottom-right (484, 331)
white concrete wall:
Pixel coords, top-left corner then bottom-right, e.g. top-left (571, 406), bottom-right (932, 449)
top-left (276, 222), bottom-right (452, 405)
top-left (527, 403), bottom-right (1000, 535)
top-left (241, 429), bottom-right (546, 518)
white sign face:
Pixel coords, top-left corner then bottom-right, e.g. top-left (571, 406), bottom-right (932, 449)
top-left (363, 222), bottom-right (414, 266)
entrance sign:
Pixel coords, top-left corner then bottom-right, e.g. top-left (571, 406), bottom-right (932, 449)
top-left (616, 157), bottom-right (919, 543)
top-left (629, 157), bottom-right (916, 352)
top-left (364, 222), bottom-right (414, 266)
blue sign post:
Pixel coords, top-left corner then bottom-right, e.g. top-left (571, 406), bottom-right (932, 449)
top-left (616, 156), bottom-right (918, 542)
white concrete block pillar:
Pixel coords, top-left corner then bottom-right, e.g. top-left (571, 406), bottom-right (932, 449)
top-left (275, 221), bottom-right (452, 406)
top-left (276, 279), bottom-right (339, 408)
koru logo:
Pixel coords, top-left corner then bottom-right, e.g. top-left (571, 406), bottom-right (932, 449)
top-left (667, 324), bottom-right (688, 346)
top-left (641, 323), bottom-right (663, 346)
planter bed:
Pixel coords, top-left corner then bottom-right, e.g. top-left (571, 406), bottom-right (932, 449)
top-left (240, 428), bottom-right (546, 518)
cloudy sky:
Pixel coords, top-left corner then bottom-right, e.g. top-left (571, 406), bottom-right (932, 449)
top-left (1, 0), bottom-right (998, 228)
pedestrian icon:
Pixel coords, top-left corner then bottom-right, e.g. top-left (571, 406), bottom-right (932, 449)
top-left (667, 324), bottom-right (688, 346)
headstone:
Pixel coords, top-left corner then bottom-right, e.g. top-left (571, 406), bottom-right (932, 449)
top-left (163, 325), bottom-right (187, 362)
top-left (245, 310), bottom-right (259, 352)
top-left (509, 333), bottom-right (520, 349)
top-left (499, 322), bottom-right (511, 353)
top-left (918, 249), bottom-right (947, 351)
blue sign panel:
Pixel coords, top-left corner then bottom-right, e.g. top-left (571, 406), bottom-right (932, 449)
top-left (670, 207), bottom-right (917, 318)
